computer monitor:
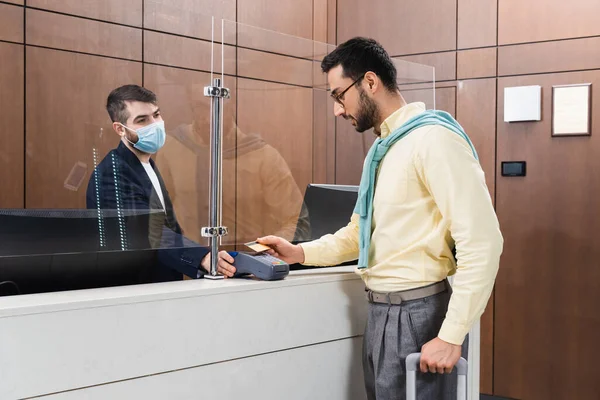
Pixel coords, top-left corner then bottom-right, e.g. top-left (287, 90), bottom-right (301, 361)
top-left (0, 209), bottom-right (162, 256)
top-left (291, 184), bottom-right (359, 269)
top-left (293, 184), bottom-right (359, 243)
top-left (0, 209), bottom-right (191, 295)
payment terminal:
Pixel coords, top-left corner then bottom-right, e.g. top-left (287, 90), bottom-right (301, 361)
top-left (229, 252), bottom-right (289, 281)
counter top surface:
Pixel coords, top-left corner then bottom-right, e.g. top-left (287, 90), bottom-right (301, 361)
top-left (0, 266), bottom-right (360, 317)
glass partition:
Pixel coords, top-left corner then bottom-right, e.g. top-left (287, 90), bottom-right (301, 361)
top-left (216, 20), bottom-right (436, 252)
top-left (395, 59), bottom-right (437, 110)
top-left (0, 3), bottom-right (435, 295)
top-left (219, 19), bottom-right (336, 248)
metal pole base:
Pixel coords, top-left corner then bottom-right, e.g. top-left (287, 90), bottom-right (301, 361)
top-left (204, 274), bottom-right (225, 280)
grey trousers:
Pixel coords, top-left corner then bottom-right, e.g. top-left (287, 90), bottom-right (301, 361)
top-left (362, 289), bottom-right (468, 400)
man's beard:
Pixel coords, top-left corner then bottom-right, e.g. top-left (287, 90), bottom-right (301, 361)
top-left (352, 88), bottom-right (380, 133)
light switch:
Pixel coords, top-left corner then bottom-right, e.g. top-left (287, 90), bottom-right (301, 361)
top-left (504, 85), bottom-right (542, 122)
top-left (501, 161), bottom-right (526, 177)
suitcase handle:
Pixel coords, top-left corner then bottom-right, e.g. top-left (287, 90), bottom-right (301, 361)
top-left (405, 352), bottom-right (468, 400)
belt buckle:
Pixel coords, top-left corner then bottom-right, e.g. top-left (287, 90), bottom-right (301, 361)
top-left (385, 293), bottom-right (392, 306)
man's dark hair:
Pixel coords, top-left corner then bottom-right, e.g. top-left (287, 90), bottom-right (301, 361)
top-left (321, 37), bottom-right (398, 92)
top-left (106, 84), bottom-right (157, 124)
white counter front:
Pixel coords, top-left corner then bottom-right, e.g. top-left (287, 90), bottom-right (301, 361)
top-left (0, 266), bottom-right (480, 400)
top-left (0, 267), bottom-right (368, 400)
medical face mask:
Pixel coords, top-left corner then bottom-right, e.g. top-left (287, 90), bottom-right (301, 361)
top-left (120, 120), bottom-right (166, 154)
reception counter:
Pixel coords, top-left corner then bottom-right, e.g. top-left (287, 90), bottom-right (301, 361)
top-left (0, 266), bottom-right (479, 399)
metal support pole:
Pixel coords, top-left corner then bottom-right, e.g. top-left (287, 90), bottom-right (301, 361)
top-left (202, 78), bottom-right (230, 278)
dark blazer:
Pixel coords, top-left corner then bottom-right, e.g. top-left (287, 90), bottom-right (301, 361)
top-left (86, 142), bottom-right (209, 281)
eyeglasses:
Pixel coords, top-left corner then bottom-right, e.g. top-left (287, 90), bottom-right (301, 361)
top-left (330, 73), bottom-right (365, 108)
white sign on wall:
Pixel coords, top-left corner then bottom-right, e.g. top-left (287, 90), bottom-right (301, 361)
top-left (504, 85), bottom-right (542, 122)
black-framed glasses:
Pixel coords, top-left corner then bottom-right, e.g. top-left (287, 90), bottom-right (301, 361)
top-left (331, 73), bottom-right (365, 108)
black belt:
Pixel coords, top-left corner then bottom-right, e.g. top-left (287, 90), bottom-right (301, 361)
top-left (366, 280), bottom-right (449, 305)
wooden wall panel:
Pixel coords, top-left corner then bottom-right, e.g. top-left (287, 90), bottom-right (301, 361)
top-left (237, 48), bottom-right (313, 87)
top-left (238, 0), bottom-right (313, 40)
top-left (434, 87), bottom-right (456, 117)
top-left (25, 47), bottom-right (142, 208)
top-left (0, 3), bottom-right (23, 43)
top-left (495, 71), bottom-right (600, 400)
top-left (146, 65), bottom-right (236, 246)
top-left (144, 30), bottom-right (235, 75)
top-left (144, 0), bottom-right (236, 42)
top-left (313, 90), bottom-right (327, 184)
top-left (457, 0), bottom-right (497, 49)
top-left (327, 0), bottom-right (337, 45)
top-left (0, 43), bottom-right (24, 208)
top-left (456, 78), bottom-right (497, 394)
top-left (313, 92), bottom-right (336, 184)
top-left (402, 86), bottom-right (457, 117)
top-left (236, 24), bottom-right (315, 62)
top-left (27, 0), bottom-right (142, 26)
top-left (313, 45), bottom-right (332, 92)
top-left (236, 0), bottom-right (315, 61)
top-left (313, 37), bottom-right (335, 185)
top-left (3, 0), bottom-right (23, 5)
top-left (337, 0), bottom-right (457, 56)
top-left (498, 36), bottom-right (600, 77)
top-left (327, 112), bottom-right (336, 184)
top-left (457, 48), bottom-right (496, 80)
top-left (396, 52), bottom-right (457, 82)
top-left (313, 0), bottom-right (327, 44)
top-left (236, 79), bottom-right (312, 243)
top-left (499, 0), bottom-right (600, 45)
top-left (26, 9), bottom-right (142, 61)
top-left (335, 125), bottom-right (375, 186)
top-left (457, 79), bottom-right (496, 204)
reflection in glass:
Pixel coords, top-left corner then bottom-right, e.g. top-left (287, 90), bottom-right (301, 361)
top-left (158, 84), bottom-right (309, 247)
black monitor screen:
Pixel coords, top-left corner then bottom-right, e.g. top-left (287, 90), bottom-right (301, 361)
top-left (294, 184), bottom-right (359, 242)
top-left (0, 209), bottom-right (182, 295)
top-left (291, 184), bottom-right (359, 268)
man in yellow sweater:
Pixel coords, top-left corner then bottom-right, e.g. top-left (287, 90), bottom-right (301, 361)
top-left (218, 37), bottom-right (503, 399)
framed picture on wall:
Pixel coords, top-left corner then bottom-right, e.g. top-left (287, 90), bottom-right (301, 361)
top-left (551, 83), bottom-right (592, 137)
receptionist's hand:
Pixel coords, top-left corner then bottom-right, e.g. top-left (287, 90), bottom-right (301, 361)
top-left (257, 236), bottom-right (305, 265)
top-left (201, 251), bottom-right (236, 278)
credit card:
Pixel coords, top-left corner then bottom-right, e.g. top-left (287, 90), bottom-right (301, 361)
top-left (244, 241), bottom-right (271, 253)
